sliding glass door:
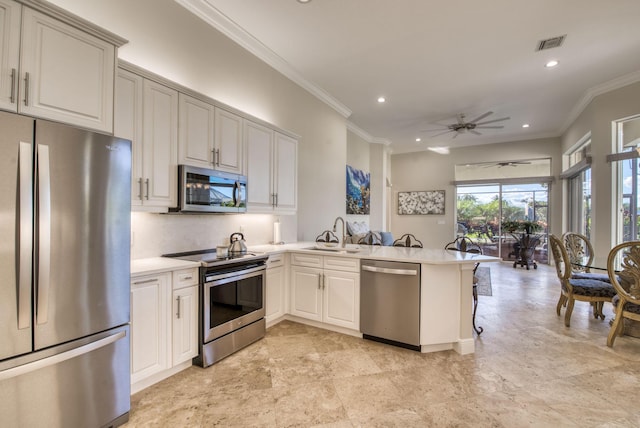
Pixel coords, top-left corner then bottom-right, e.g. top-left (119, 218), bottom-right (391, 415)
top-left (456, 183), bottom-right (549, 263)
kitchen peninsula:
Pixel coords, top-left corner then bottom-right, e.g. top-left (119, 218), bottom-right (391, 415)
top-left (251, 243), bottom-right (500, 355)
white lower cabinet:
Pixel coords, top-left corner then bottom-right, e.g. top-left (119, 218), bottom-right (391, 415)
top-left (130, 266), bottom-right (199, 393)
top-left (172, 285), bottom-right (198, 365)
top-left (266, 254), bottom-right (286, 323)
top-left (130, 272), bottom-right (171, 386)
top-left (290, 254), bottom-right (360, 331)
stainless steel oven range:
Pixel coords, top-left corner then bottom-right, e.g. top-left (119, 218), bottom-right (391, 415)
top-left (163, 249), bottom-right (268, 367)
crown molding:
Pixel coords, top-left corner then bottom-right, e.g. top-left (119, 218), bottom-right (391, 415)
top-left (561, 70), bottom-right (640, 134)
top-left (372, 137), bottom-right (392, 146)
top-left (175, 0), bottom-right (351, 119)
top-left (346, 121), bottom-right (373, 142)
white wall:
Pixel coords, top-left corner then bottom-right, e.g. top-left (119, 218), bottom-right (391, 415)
top-left (390, 138), bottom-right (562, 249)
top-left (48, 0), bottom-right (348, 257)
top-left (561, 81), bottom-right (640, 258)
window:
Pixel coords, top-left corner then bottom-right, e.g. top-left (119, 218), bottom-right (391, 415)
top-left (562, 138), bottom-right (591, 239)
top-left (610, 115), bottom-right (640, 243)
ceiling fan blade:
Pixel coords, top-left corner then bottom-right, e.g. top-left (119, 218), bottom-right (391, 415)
top-left (475, 116), bottom-right (510, 125)
top-left (469, 130), bottom-right (482, 135)
top-left (475, 125), bottom-right (504, 129)
top-left (452, 132), bottom-right (459, 139)
top-left (428, 129), bottom-right (455, 138)
top-left (467, 111), bottom-right (493, 124)
top-left (420, 127), bottom-right (450, 133)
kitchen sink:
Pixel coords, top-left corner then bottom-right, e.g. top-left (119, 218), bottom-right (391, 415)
top-left (304, 246), bottom-right (362, 254)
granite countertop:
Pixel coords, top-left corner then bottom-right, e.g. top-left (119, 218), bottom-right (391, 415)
top-left (248, 242), bottom-right (500, 265)
top-left (130, 242), bottom-right (500, 277)
top-left (130, 257), bottom-right (201, 277)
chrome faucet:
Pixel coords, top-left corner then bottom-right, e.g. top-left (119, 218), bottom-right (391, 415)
top-left (333, 216), bottom-right (346, 247)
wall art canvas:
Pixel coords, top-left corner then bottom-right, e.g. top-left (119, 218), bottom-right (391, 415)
top-left (398, 190), bottom-right (445, 215)
top-left (346, 165), bottom-right (370, 215)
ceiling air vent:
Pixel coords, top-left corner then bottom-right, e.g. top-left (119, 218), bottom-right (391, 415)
top-left (536, 35), bottom-right (566, 51)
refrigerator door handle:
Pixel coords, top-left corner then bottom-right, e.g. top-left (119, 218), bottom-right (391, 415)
top-left (36, 144), bottom-right (51, 325)
top-left (18, 142), bottom-right (33, 330)
top-left (0, 330), bottom-right (126, 382)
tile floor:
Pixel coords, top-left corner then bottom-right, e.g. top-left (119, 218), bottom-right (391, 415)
top-left (123, 261), bottom-right (640, 427)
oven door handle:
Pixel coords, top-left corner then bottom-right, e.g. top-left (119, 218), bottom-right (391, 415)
top-left (205, 265), bottom-right (266, 283)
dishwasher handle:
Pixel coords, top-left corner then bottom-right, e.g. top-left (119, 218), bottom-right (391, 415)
top-left (362, 265), bottom-right (418, 276)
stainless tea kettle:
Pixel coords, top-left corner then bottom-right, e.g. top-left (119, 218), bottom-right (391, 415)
top-left (228, 232), bottom-right (247, 254)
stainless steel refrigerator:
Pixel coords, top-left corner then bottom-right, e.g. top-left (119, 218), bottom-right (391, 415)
top-left (0, 111), bottom-right (131, 427)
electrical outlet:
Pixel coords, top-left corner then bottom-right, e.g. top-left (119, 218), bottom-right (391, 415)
top-left (239, 225), bottom-right (245, 233)
top-left (437, 220), bottom-right (446, 225)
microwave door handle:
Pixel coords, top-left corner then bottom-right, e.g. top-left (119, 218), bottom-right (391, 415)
top-left (234, 181), bottom-right (240, 207)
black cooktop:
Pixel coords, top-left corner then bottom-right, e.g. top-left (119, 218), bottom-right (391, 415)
top-left (162, 248), bottom-right (268, 267)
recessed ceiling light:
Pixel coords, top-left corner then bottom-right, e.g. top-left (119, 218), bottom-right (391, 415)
top-left (297, 0), bottom-right (311, 3)
top-left (545, 60), bottom-right (559, 68)
top-left (522, 124), bottom-right (530, 128)
top-left (415, 138), bottom-right (421, 142)
top-left (377, 96), bottom-right (386, 103)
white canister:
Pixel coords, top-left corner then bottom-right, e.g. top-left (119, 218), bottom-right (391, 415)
top-left (216, 246), bottom-right (229, 258)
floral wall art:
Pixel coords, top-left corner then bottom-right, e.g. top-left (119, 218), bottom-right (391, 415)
top-left (398, 190), bottom-right (445, 215)
top-left (346, 165), bottom-right (370, 215)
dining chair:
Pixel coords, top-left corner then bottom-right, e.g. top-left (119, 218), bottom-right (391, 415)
top-left (444, 237), bottom-right (483, 335)
top-left (606, 241), bottom-right (640, 347)
top-left (393, 233), bottom-right (423, 248)
top-left (548, 234), bottom-right (615, 327)
top-left (562, 232), bottom-right (610, 282)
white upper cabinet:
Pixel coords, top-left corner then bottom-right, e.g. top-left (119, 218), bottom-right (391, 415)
top-left (245, 120), bottom-right (273, 210)
top-left (214, 108), bottom-right (243, 174)
top-left (273, 132), bottom-right (297, 213)
top-left (142, 79), bottom-right (178, 209)
top-left (0, 0), bottom-right (20, 112)
top-left (115, 69), bottom-right (144, 208)
top-left (178, 95), bottom-right (244, 174)
top-left (0, 0), bottom-right (122, 132)
top-left (245, 120), bottom-right (297, 213)
top-left (178, 93), bottom-right (215, 169)
top-left (115, 70), bottom-right (178, 212)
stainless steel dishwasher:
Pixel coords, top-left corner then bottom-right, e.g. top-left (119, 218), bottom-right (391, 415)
top-left (360, 259), bottom-right (421, 350)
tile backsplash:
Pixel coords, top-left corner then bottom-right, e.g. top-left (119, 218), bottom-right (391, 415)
top-left (131, 212), bottom-right (297, 259)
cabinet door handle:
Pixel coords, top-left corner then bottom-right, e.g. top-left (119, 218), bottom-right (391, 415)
top-left (211, 149), bottom-right (215, 165)
top-left (138, 178), bottom-right (143, 201)
top-left (145, 178), bottom-right (150, 200)
top-left (10, 68), bottom-right (16, 104)
top-left (215, 149), bottom-right (220, 166)
top-left (322, 273), bottom-right (325, 290)
top-left (176, 296), bottom-right (181, 319)
top-left (317, 273), bottom-right (321, 290)
top-left (133, 278), bottom-right (158, 285)
top-left (275, 193), bottom-right (278, 207)
top-left (23, 72), bottom-right (29, 106)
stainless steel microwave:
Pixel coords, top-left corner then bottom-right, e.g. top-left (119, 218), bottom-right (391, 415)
top-left (174, 165), bottom-right (247, 213)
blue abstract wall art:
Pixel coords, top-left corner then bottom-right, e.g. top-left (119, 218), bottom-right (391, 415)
top-left (346, 165), bottom-right (370, 215)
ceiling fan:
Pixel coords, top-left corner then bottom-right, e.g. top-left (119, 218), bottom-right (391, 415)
top-left (489, 161), bottom-right (532, 168)
top-left (423, 111), bottom-right (510, 138)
